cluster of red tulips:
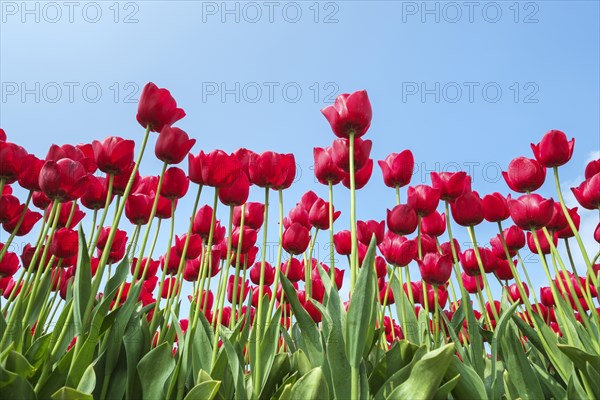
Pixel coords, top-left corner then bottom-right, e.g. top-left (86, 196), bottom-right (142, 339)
top-left (0, 82), bottom-right (599, 400)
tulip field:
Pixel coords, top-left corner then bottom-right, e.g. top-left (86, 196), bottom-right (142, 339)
top-left (1, 83), bottom-right (600, 400)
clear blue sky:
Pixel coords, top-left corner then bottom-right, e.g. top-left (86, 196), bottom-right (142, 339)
top-left (1, 1), bottom-right (599, 302)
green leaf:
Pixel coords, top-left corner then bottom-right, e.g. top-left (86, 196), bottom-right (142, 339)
top-left (558, 345), bottom-right (600, 373)
top-left (531, 362), bottom-right (567, 400)
top-left (289, 367), bottom-right (329, 400)
top-left (221, 335), bottom-right (248, 400)
top-left (76, 364), bottom-right (96, 394)
top-left (373, 346), bottom-right (427, 400)
top-left (567, 368), bottom-right (588, 399)
top-left (490, 302), bottom-right (520, 399)
top-left (390, 273), bottom-right (419, 344)
top-left (74, 227), bottom-right (92, 336)
top-left (346, 235), bottom-right (378, 368)
top-left (368, 340), bottom-right (419, 395)
top-left (137, 342), bottom-right (175, 400)
top-left (4, 350), bottom-right (35, 378)
top-left (446, 356), bottom-right (488, 400)
top-left (184, 381), bottom-right (221, 400)
top-left (387, 344), bottom-right (455, 400)
top-left (433, 374), bottom-right (460, 400)
top-left (51, 387), bottom-right (93, 400)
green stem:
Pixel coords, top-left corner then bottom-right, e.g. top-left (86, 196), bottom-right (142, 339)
top-left (467, 226), bottom-right (499, 323)
top-left (328, 182), bottom-right (336, 283)
top-left (89, 174), bottom-right (114, 256)
top-left (349, 132), bottom-right (358, 292)
top-left (395, 185), bottom-right (401, 205)
top-left (267, 189), bottom-right (285, 322)
top-left (230, 203), bottom-right (246, 328)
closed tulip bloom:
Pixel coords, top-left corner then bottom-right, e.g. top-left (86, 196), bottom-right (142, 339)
top-left (81, 176), bottom-right (112, 210)
top-left (431, 172), bottom-right (471, 202)
top-left (251, 286), bottom-right (272, 307)
top-left (419, 252), bottom-right (452, 286)
top-left (155, 126), bottom-right (196, 165)
top-left (555, 206), bottom-right (579, 238)
top-left (39, 159), bottom-right (91, 202)
top-left (333, 230), bottom-right (352, 255)
top-left (0, 129), bottom-right (5, 141)
top-left (460, 249), bottom-right (488, 276)
top-left (331, 137), bottom-right (372, 172)
top-left (249, 261), bottom-right (275, 286)
top-left (233, 202), bottom-right (264, 229)
top-left (199, 150), bottom-right (241, 188)
top-left (357, 220), bottom-right (385, 246)
top-left (321, 90), bottom-right (372, 139)
top-left (482, 192), bottom-right (510, 222)
top-left (227, 275), bottom-right (249, 303)
top-left (18, 154), bottom-right (44, 191)
top-left (540, 286), bottom-right (555, 307)
top-left (585, 159), bottom-right (600, 179)
top-left (594, 223), bottom-right (600, 244)
top-left (113, 163), bottom-right (140, 196)
top-left (50, 228), bottom-right (79, 259)
top-left (97, 227), bottom-right (128, 263)
top-left (451, 191), bottom-right (484, 227)
top-left (342, 158), bottom-right (374, 190)
top-left (32, 191), bottom-right (51, 210)
top-left (420, 284), bottom-right (449, 310)
top-left (219, 172), bottom-right (250, 206)
top-left (161, 277), bottom-right (181, 299)
top-left (493, 257), bottom-right (516, 281)
top-left (526, 231), bottom-right (557, 254)
top-left (160, 167), bottom-right (189, 200)
top-left (125, 193), bottom-right (153, 225)
top-left (378, 150), bottom-right (414, 188)
top-left (4, 208), bottom-right (42, 236)
top-left (313, 146), bottom-right (344, 185)
top-left (462, 272), bottom-right (484, 294)
top-left (407, 185), bottom-right (440, 217)
top-left (571, 173), bottom-right (600, 210)
top-left (175, 234), bottom-right (203, 260)
top-left (192, 205), bottom-right (214, 238)
top-left (508, 283), bottom-right (529, 303)
top-left (132, 257), bottom-right (160, 279)
top-left (546, 202), bottom-right (570, 232)
top-left (530, 130), bottom-right (574, 168)
top-left (501, 225), bottom-right (526, 250)
top-left (507, 194), bottom-right (554, 230)
top-left (46, 144), bottom-right (96, 173)
top-left (440, 239), bottom-right (461, 257)
top-left (379, 231), bottom-right (418, 267)
top-left (309, 198), bottom-right (340, 230)
top-left (249, 151), bottom-right (296, 189)
top-left (298, 191), bottom-right (319, 213)
top-left (281, 258), bottom-right (304, 282)
top-left (92, 136), bottom-right (135, 175)
top-left (231, 226), bottom-right (258, 254)
top-left (387, 204), bottom-right (418, 235)
top-left (0, 195), bottom-right (20, 223)
top-left (0, 141), bottom-right (28, 184)
top-left (282, 223), bottom-right (311, 255)
top-left (0, 252), bottom-right (19, 277)
top-left (48, 200), bottom-right (85, 229)
top-left (283, 205), bottom-right (310, 229)
top-left (421, 211), bottom-right (446, 237)
top-left (502, 157), bottom-right (546, 193)
top-left (136, 82), bottom-right (185, 132)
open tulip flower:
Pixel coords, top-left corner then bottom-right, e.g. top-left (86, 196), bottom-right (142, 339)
top-left (0, 85), bottom-right (599, 400)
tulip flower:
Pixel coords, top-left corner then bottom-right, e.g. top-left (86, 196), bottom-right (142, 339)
top-left (154, 126), bottom-right (196, 165)
top-left (379, 231), bottom-right (418, 267)
top-left (407, 185), bottom-right (440, 217)
top-left (331, 137), bottom-right (372, 172)
top-left (0, 252), bottom-right (19, 277)
top-left (233, 202), bottom-right (265, 230)
top-left (219, 172), bottom-right (250, 206)
top-left (431, 172), bottom-right (471, 202)
top-left (132, 257), bottom-right (160, 279)
top-left (492, 257), bottom-right (516, 281)
top-left (357, 220), bottom-right (385, 246)
top-left (571, 173), bottom-right (600, 210)
top-left (125, 193), bottom-right (153, 225)
top-left (113, 163), bottom-right (140, 196)
top-left (50, 228), bottom-right (79, 259)
top-left (482, 192), bottom-right (510, 222)
top-left (249, 151), bottom-right (296, 189)
top-left (231, 227), bottom-right (258, 254)
top-left (545, 202), bottom-right (569, 232)
top-left (0, 141), bottom-right (28, 184)
top-left (281, 258), bottom-right (303, 282)
top-left (161, 277), bottom-right (181, 299)
top-left (333, 230), bottom-right (352, 255)
top-left (527, 231), bottom-right (558, 255)
top-left (509, 282), bottom-right (529, 303)
top-left (4, 208), bottom-right (42, 236)
top-left (0, 129), bottom-right (5, 141)
top-left (530, 130), bottom-right (574, 168)
top-left (18, 154), bottom-right (44, 191)
top-left (421, 211), bottom-right (445, 237)
top-left (585, 158), bottom-right (600, 179)
top-left (81, 176), bottom-right (112, 210)
top-left (92, 136), bottom-right (135, 175)
top-left (96, 227), bottom-right (128, 263)
top-left (378, 150), bottom-right (414, 189)
top-left (502, 157), bottom-right (546, 193)
top-left (451, 191), bottom-right (484, 227)
top-left (461, 249), bottom-right (489, 276)
top-left (440, 239), bottom-right (461, 257)
top-left (321, 90), bottom-right (372, 139)
top-left (507, 194), bottom-right (554, 230)
top-left (419, 283), bottom-right (449, 309)
top-left (46, 144), bottom-right (96, 173)
top-left (0, 195), bottom-right (20, 223)
top-left (252, 286), bottom-right (272, 307)
top-left (136, 82), bottom-right (185, 132)
top-left (189, 150), bottom-right (241, 188)
top-left (555, 206), bottom-right (579, 238)
top-left (342, 159), bottom-right (373, 189)
top-left (227, 276), bottom-right (249, 303)
top-left (313, 146), bottom-right (344, 185)
top-left (282, 223), bottom-right (310, 255)
top-left (386, 204), bottom-right (418, 236)
top-left (250, 261), bottom-right (275, 286)
top-left (160, 167), bottom-right (190, 200)
top-left (39, 158), bottom-right (91, 202)
top-left (462, 272), bottom-right (484, 294)
top-left (309, 198), bottom-right (340, 230)
top-left (595, 223), bottom-right (600, 244)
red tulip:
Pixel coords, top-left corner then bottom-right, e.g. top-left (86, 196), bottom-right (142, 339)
top-left (378, 150), bottom-right (414, 188)
top-left (555, 206), bottom-right (579, 238)
top-left (492, 257), bottom-right (516, 281)
top-left (219, 172), bottom-right (250, 206)
top-left (530, 130), bottom-right (574, 168)
top-left (282, 223), bottom-right (310, 255)
top-left (46, 144), bottom-right (96, 173)
top-left (440, 239), bottom-right (461, 257)
top-left (39, 159), bottom-right (91, 202)
top-left (545, 202), bottom-right (569, 232)
top-left (160, 167), bottom-right (189, 200)
top-left (0, 252), bottom-right (19, 277)
top-left (298, 191), bottom-right (319, 213)
top-left (155, 126), bottom-right (196, 165)
top-left (451, 191), bottom-right (484, 227)
top-left (32, 191), bottom-right (51, 210)
top-left (342, 159), bottom-right (373, 189)
top-left (112, 163), bottom-right (140, 196)
top-left (81, 176), bottom-right (112, 210)
top-left (461, 249), bottom-right (489, 276)
top-left (431, 172), bottom-right (471, 202)
top-left (233, 202), bottom-right (264, 229)
top-left (136, 82), bottom-right (185, 132)
top-left (161, 277), bottom-right (181, 299)
top-left (585, 159), bottom-right (600, 179)
top-left (50, 228), bottom-right (79, 259)
top-left (132, 257), bottom-right (160, 279)
top-left (3, 208), bottom-right (42, 236)
top-left (18, 154), bottom-right (44, 191)
top-left (526, 231), bottom-right (557, 255)
top-left (125, 193), bottom-right (153, 225)
top-left (508, 283), bottom-right (529, 303)
top-left (571, 173), bottom-right (600, 210)
top-left (357, 220), bottom-right (385, 246)
top-left (482, 192), bottom-right (510, 222)
top-left (92, 136), bottom-right (135, 175)
top-left (0, 129), bottom-right (5, 141)
top-left (298, 290), bottom-right (322, 323)
top-left (192, 205), bottom-right (214, 239)
top-left (283, 205), bottom-right (310, 230)
top-left (231, 227), bottom-right (258, 254)
top-left (0, 141), bottom-right (28, 184)
top-left (485, 301), bottom-right (502, 321)
top-left (249, 261), bottom-right (275, 286)
top-left (313, 146), bottom-right (344, 185)
top-left (502, 157), bottom-right (546, 193)
top-left (249, 151), bottom-right (296, 189)
top-left (333, 230), bottom-right (352, 255)
top-left (374, 256), bottom-right (388, 278)
top-left (407, 184), bottom-right (440, 217)
top-left (0, 195), bottom-right (20, 223)
top-left (175, 234), bottom-right (203, 260)
top-left (540, 287), bottom-right (555, 307)
top-left (386, 204), bottom-right (418, 236)
top-left (189, 150), bottom-right (241, 188)
top-left (507, 194), bottom-right (554, 230)
top-left (251, 286), bottom-right (272, 307)
top-left (97, 227), bottom-right (128, 263)
top-left (502, 226), bottom-right (526, 251)
top-left (421, 211), bottom-right (446, 237)
top-left (419, 283), bottom-right (449, 309)
top-left (594, 223), bottom-right (600, 244)
top-left (331, 137), bottom-right (372, 172)
top-left (281, 258), bottom-right (304, 282)
top-left (309, 198), bottom-right (340, 230)
top-left (321, 90), bottom-right (372, 139)
top-left (462, 273), bottom-right (483, 294)
top-left (378, 231), bottom-right (418, 267)
top-left (47, 200), bottom-right (85, 229)
top-left (227, 275), bottom-right (250, 304)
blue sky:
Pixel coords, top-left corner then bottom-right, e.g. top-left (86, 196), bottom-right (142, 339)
top-left (1, 1), bottom-right (599, 304)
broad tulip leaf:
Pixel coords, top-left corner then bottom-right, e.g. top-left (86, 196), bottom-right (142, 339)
top-left (137, 342), bottom-right (175, 400)
top-left (51, 386), bottom-right (93, 400)
top-left (490, 302), bottom-right (519, 398)
top-left (73, 227), bottom-right (92, 336)
top-left (221, 335), bottom-right (248, 400)
top-left (184, 380), bottom-right (221, 400)
top-left (390, 273), bottom-right (419, 343)
top-left (446, 356), bottom-right (488, 400)
top-left (289, 367), bottom-right (329, 400)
